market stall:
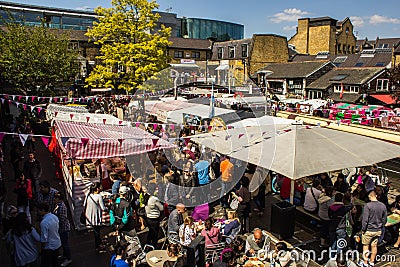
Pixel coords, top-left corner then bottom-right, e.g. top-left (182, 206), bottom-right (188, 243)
top-left (54, 120), bottom-right (175, 229)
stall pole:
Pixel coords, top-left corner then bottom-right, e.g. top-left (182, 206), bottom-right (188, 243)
top-left (70, 157), bottom-right (75, 203)
top-left (289, 179), bottom-right (294, 204)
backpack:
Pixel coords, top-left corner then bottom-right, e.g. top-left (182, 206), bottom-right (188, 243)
top-left (111, 198), bottom-right (130, 226)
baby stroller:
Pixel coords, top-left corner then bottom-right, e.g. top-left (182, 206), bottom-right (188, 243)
top-left (120, 230), bottom-right (154, 265)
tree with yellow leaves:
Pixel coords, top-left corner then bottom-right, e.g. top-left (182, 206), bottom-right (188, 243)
top-left (86, 0), bottom-right (171, 93)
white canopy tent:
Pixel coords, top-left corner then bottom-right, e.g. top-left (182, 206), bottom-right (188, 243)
top-left (228, 115), bottom-right (296, 128)
top-left (191, 124), bottom-right (400, 203)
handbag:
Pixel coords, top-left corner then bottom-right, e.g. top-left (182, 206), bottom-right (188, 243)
top-left (229, 197), bottom-right (239, 210)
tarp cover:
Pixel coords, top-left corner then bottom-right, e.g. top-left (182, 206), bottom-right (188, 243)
top-left (55, 121), bottom-right (175, 159)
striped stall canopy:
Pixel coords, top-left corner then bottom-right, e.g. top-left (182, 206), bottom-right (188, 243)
top-left (55, 121), bottom-right (175, 159)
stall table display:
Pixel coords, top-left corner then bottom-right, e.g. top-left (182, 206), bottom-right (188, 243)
top-left (54, 120), bottom-right (175, 229)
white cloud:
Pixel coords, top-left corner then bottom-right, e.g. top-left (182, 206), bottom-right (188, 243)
top-left (369, 14), bottom-right (400, 24)
top-left (350, 16), bottom-right (364, 28)
top-left (283, 25), bottom-right (297, 32)
top-left (270, 8), bottom-right (309, 23)
top-left (75, 6), bottom-right (94, 11)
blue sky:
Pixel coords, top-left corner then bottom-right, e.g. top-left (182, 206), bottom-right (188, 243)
top-left (6, 0), bottom-right (400, 40)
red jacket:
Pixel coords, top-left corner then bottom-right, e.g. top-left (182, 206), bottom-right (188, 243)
top-left (15, 179), bottom-right (33, 199)
top-left (280, 177), bottom-right (304, 199)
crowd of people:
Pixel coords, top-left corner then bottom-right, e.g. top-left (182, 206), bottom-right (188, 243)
top-left (278, 166), bottom-right (399, 266)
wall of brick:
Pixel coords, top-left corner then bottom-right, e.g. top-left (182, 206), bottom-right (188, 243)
top-left (249, 35), bottom-right (289, 75)
top-left (308, 25), bottom-right (335, 55)
top-left (288, 18), bottom-right (309, 54)
top-left (335, 20), bottom-right (357, 54)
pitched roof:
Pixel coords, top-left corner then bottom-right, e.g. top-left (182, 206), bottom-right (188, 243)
top-left (168, 38), bottom-right (212, 50)
top-left (306, 67), bottom-right (386, 90)
top-left (330, 93), bottom-right (362, 103)
top-left (257, 61), bottom-right (332, 79)
top-left (291, 51), bottom-right (392, 68)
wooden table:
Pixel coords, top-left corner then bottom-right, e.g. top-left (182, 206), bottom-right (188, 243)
top-left (145, 250), bottom-right (171, 267)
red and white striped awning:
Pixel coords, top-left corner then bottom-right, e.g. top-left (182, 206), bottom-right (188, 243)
top-left (55, 121), bottom-right (175, 159)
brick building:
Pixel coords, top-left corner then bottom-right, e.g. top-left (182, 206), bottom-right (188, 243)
top-left (211, 34), bottom-right (289, 86)
top-left (289, 17), bottom-right (357, 56)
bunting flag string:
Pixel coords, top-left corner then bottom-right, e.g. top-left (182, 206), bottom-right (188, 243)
top-left (81, 138), bottom-right (90, 147)
top-left (40, 136), bottom-right (51, 147)
top-left (19, 134), bottom-right (29, 146)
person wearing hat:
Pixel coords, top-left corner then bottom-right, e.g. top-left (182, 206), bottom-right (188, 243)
top-left (110, 185), bottom-right (135, 236)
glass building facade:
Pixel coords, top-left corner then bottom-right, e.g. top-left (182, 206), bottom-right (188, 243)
top-left (0, 2), bottom-right (97, 30)
top-left (181, 18), bottom-right (244, 41)
top-left (0, 2), bottom-right (244, 40)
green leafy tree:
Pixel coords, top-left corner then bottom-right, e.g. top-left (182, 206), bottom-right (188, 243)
top-left (86, 0), bottom-right (171, 93)
top-left (0, 21), bottom-right (79, 94)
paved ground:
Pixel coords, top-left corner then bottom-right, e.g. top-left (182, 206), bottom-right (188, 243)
top-left (1, 138), bottom-right (400, 267)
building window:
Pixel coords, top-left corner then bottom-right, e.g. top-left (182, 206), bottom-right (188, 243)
top-left (217, 47), bottom-right (224, 59)
top-left (377, 43), bottom-right (389, 49)
top-left (376, 79), bottom-right (389, 91)
top-left (228, 46), bottom-right (235, 58)
top-left (68, 42), bottom-right (79, 50)
top-left (241, 44), bottom-right (248, 57)
top-left (334, 85), bottom-right (342, 93)
top-left (174, 51), bottom-right (184, 58)
top-left (349, 86), bottom-right (359, 93)
top-left (191, 51), bottom-right (200, 58)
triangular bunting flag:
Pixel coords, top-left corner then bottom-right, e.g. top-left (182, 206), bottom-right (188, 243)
top-left (118, 139), bottom-right (124, 145)
top-left (81, 138), bottom-right (90, 147)
top-left (208, 126), bottom-right (212, 131)
top-left (37, 107), bottom-right (42, 114)
top-left (135, 122), bottom-right (140, 128)
top-left (0, 132), bottom-right (5, 143)
top-left (0, 98), bottom-right (4, 104)
top-left (119, 121), bottom-right (123, 125)
top-left (19, 134), bottom-right (29, 146)
top-left (327, 121), bottom-right (331, 126)
top-left (61, 137), bottom-right (69, 147)
top-left (152, 139), bottom-right (158, 147)
top-left (225, 135), bottom-right (231, 140)
top-left (23, 104), bottom-right (27, 110)
top-left (86, 116), bottom-right (90, 123)
top-left (144, 123), bottom-right (149, 129)
top-left (170, 124), bottom-right (175, 131)
top-left (103, 118), bottom-right (107, 124)
top-left (238, 133), bottom-right (245, 139)
top-left (31, 96), bottom-right (35, 102)
top-left (54, 97), bottom-right (58, 103)
top-left (54, 111), bottom-right (58, 117)
top-left (49, 97), bottom-right (53, 103)
top-left (18, 96), bottom-right (22, 101)
top-left (70, 114), bottom-right (74, 120)
top-left (30, 106), bottom-right (35, 112)
top-left (40, 136), bottom-right (51, 147)
top-left (153, 123), bottom-right (158, 130)
top-left (25, 96), bottom-right (29, 102)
